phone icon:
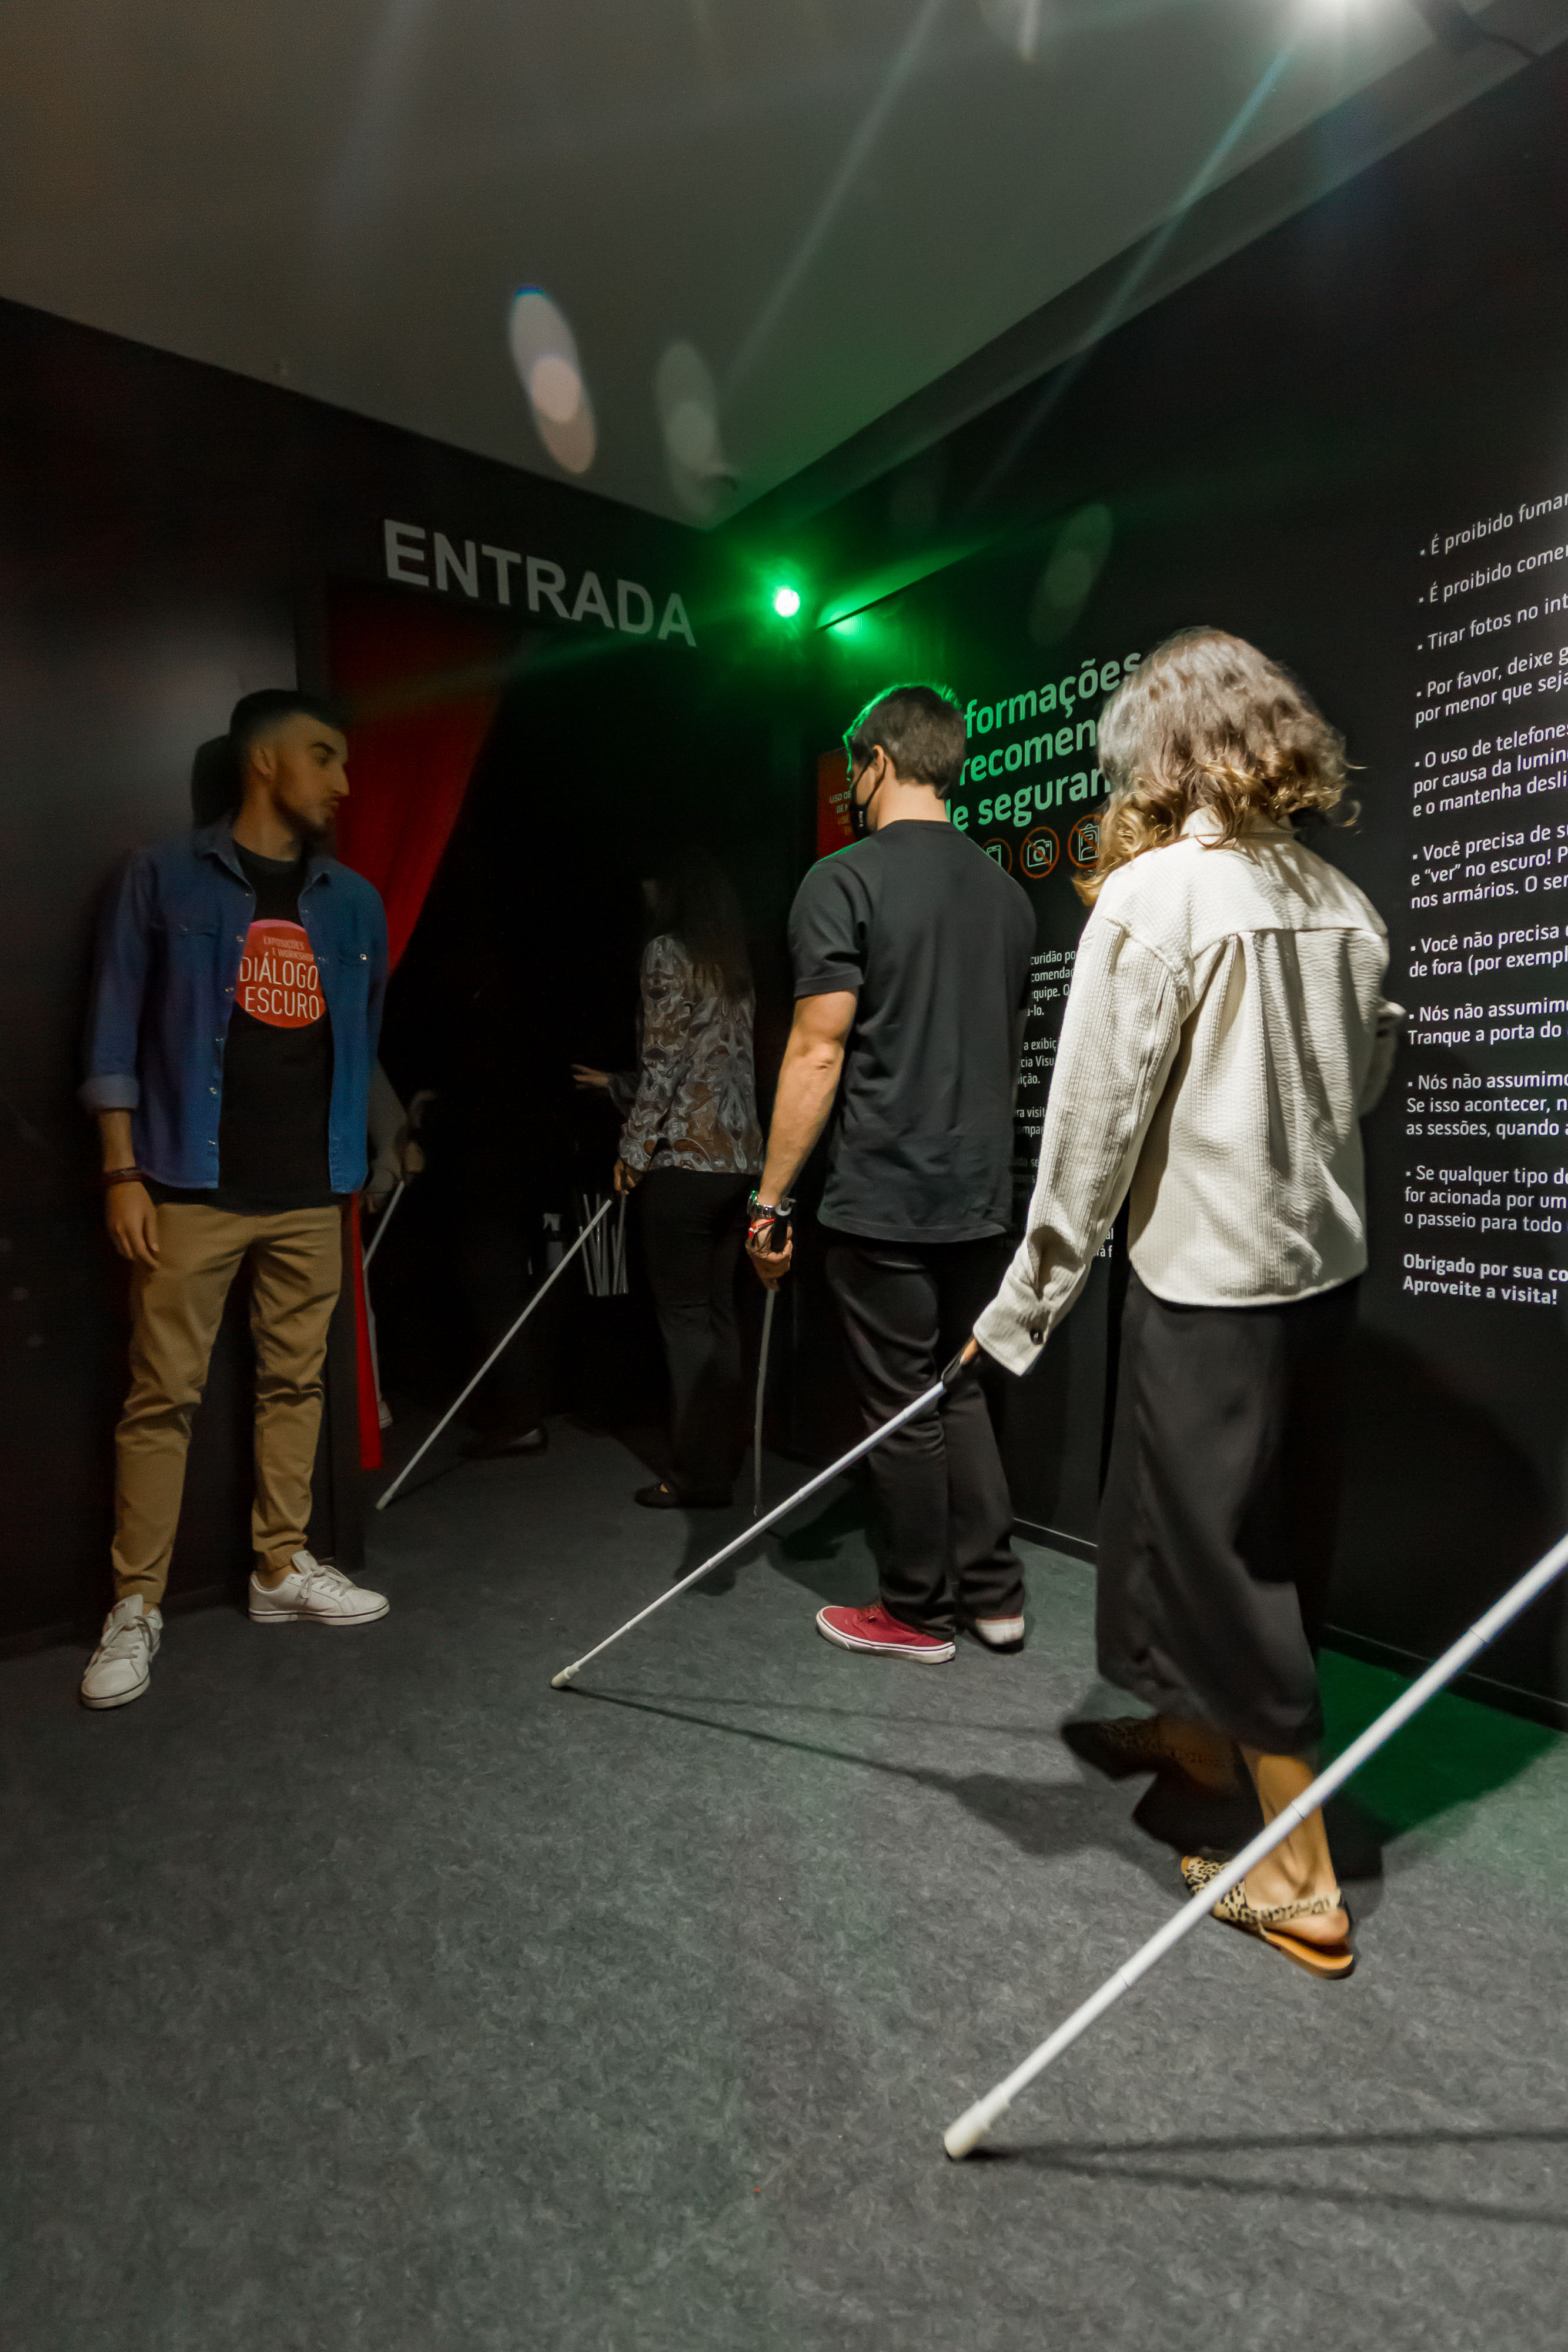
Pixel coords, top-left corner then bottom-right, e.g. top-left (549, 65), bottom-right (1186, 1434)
top-left (1069, 817), bottom-right (1101, 868)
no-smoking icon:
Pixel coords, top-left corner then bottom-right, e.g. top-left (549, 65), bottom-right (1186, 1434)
top-left (1021, 828), bottom-right (1058, 878)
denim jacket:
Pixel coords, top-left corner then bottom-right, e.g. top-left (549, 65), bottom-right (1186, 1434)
top-left (81, 821), bottom-right (388, 1194)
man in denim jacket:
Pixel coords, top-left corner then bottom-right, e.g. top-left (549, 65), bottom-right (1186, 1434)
top-left (79, 691), bottom-right (390, 1709)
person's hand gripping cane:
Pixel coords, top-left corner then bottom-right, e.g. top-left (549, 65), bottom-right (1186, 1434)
top-left (745, 1195), bottom-right (794, 1289)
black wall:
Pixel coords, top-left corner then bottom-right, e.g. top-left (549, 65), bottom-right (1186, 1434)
top-left (748, 46), bottom-right (1568, 1719)
top-left (0, 302), bottom-right (741, 1644)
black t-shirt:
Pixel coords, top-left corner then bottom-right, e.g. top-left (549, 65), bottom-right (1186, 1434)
top-left (156, 846), bottom-right (337, 1212)
top-left (788, 820), bottom-right (1037, 1242)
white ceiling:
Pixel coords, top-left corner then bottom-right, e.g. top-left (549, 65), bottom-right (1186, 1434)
top-left (0, 0), bottom-right (1556, 526)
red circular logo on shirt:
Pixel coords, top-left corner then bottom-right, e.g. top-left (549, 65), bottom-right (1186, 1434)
top-left (236, 921), bottom-right (324, 1028)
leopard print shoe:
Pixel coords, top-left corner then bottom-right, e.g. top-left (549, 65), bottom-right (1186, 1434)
top-left (1062, 1715), bottom-right (1240, 1793)
top-left (1181, 1852), bottom-right (1356, 1980)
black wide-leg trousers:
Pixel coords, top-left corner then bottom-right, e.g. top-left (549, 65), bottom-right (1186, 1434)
top-left (824, 1232), bottom-right (1025, 1636)
top-left (1096, 1271), bottom-right (1358, 1755)
top-left (638, 1167), bottom-right (750, 1499)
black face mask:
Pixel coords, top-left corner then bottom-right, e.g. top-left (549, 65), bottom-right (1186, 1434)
top-left (848, 770), bottom-right (875, 840)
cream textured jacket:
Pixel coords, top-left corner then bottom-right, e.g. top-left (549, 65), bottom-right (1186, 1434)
top-left (975, 813), bottom-right (1404, 1377)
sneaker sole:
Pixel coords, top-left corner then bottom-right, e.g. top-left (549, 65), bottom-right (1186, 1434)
top-left (249, 1600), bottom-right (390, 1625)
top-left (815, 1613), bottom-right (954, 1663)
top-left (79, 1674), bottom-right (151, 1709)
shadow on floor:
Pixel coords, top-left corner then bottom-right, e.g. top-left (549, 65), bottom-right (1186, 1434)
top-left (968, 2123), bottom-right (1568, 2227)
top-left (569, 1683), bottom-right (1388, 1904)
top-left (662, 1460), bottom-right (872, 1601)
top-left (773, 1481), bottom-right (871, 1565)
top-left (1123, 1770), bottom-right (1387, 1889)
top-left (566, 1436), bottom-right (1562, 1890)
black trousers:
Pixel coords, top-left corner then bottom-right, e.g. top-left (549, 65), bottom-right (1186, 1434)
top-left (457, 1205), bottom-right (557, 1434)
top-left (1096, 1272), bottom-right (1357, 1754)
top-left (638, 1168), bottom-right (750, 1498)
top-left (824, 1232), bottom-right (1025, 1636)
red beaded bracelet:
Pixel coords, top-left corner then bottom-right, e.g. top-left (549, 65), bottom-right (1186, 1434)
top-left (99, 1166), bottom-right (146, 1190)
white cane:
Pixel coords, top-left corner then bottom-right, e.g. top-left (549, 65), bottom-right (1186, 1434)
top-left (552, 1344), bottom-right (976, 1689)
top-left (752, 1287), bottom-right (776, 1519)
top-left (376, 1199), bottom-right (614, 1511)
top-left (943, 1528), bottom-right (1568, 2160)
top-left (362, 1178), bottom-right (406, 1269)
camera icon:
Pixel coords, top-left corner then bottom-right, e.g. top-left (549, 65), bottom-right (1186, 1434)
top-left (1021, 828), bottom-right (1059, 878)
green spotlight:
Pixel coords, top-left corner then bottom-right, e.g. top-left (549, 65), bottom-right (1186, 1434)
top-left (772, 586), bottom-right (801, 619)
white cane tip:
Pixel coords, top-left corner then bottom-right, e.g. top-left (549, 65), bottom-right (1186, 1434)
top-left (550, 1669), bottom-right (575, 1690)
top-left (942, 2102), bottom-right (999, 2160)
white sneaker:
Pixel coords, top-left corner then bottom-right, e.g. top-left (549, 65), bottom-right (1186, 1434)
top-left (249, 1551), bottom-right (389, 1625)
top-left (970, 1614), bottom-right (1026, 1652)
top-left (80, 1596), bottom-right (162, 1709)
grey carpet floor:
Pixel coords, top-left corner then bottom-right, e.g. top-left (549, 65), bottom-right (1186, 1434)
top-left (4, 1418), bottom-right (1566, 2352)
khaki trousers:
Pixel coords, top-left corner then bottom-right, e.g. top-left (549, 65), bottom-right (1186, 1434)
top-left (112, 1203), bottom-right (343, 1606)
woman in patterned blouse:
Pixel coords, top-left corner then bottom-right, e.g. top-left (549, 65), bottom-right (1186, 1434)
top-left (574, 848), bottom-right (764, 1506)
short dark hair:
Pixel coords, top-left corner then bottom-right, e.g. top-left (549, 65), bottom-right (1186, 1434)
top-left (188, 690), bottom-right (348, 823)
top-left (228, 689), bottom-right (348, 766)
top-left (843, 682), bottom-right (966, 799)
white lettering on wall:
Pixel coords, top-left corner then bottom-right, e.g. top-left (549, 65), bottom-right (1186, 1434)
top-left (382, 519), bottom-right (696, 645)
top-left (527, 557), bottom-right (568, 618)
top-left (617, 580), bottom-right (653, 634)
top-left (571, 570), bottom-right (614, 628)
top-left (434, 534), bottom-right (479, 597)
top-left (657, 593), bottom-right (695, 647)
top-left (383, 519), bottom-right (429, 585)
top-left (482, 544), bottom-right (521, 605)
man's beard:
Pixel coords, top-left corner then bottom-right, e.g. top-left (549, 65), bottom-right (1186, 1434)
top-left (296, 804), bottom-right (338, 847)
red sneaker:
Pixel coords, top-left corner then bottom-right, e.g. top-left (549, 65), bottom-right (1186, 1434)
top-left (815, 1603), bottom-right (956, 1663)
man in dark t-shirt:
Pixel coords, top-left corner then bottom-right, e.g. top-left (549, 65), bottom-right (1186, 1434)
top-left (78, 690), bottom-right (390, 1710)
top-left (747, 683), bottom-right (1036, 1663)
top-left (155, 844), bottom-right (341, 1214)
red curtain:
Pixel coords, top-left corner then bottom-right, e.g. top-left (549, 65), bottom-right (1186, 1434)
top-left (327, 584), bottom-right (511, 1467)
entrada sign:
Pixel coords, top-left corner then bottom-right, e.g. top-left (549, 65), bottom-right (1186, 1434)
top-left (382, 519), bottom-right (696, 647)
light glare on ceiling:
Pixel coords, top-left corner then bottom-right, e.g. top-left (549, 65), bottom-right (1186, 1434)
top-left (509, 289), bottom-right (596, 475)
top-left (655, 341), bottom-right (734, 517)
top-left (527, 353), bottom-right (584, 425)
top-left (978, 0), bottom-right (1051, 64)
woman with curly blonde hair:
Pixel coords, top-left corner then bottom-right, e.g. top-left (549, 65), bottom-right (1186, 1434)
top-left (975, 629), bottom-right (1404, 1978)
